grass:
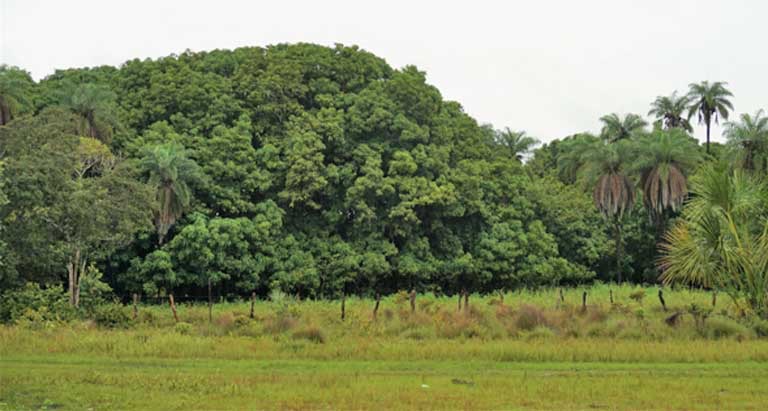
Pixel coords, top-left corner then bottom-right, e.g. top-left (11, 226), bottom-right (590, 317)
top-left (2, 284), bottom-right (767, 410)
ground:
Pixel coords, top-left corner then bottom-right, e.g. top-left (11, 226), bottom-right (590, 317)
top-left (1, 285), bottom-right (767, 410)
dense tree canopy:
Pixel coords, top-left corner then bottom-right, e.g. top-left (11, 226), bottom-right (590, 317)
top-left (0, 43), bottom-right (758, 305)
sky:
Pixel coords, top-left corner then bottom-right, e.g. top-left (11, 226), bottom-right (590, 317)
top-left (1, 0), bottom-right (766, 143)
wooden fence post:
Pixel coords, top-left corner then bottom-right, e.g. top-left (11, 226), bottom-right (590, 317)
top-left (169, 294), bottom-right (179, 323)
top-left (250, 292), bottom-right (256, 319)
top-left (132, 293), bottom-right (139, 320)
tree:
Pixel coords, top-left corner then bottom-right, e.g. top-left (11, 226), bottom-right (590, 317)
top-left (723, 110), bottom-right (768, 173)
top-left (58, 83), bottom-right (120, 142)
top-left (660, 165), bottom-right (768, 317)
top-left (648, 92), bottom-right (693, 132)
top-left (140, 143), bottom-right (202, 245)
top-left (631, 129), bottom-right (702, 239)
top-left (0, 110), bottom-right (153, 305)
top-left (687, 81), bottom-right (734, 154)
top-left (560, 137), bottom-right (636, 283)
top-left (599, 113), bottom-right (647, 143)
top-left (0, 66), bottom-right (34, 126)
top-left (494, 128), bottom-right (540, 161)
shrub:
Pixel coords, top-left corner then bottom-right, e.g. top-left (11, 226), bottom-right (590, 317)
top-left (0, 283), bottom-right (74, 323)
top-left (174, 322), bottom-right (193, 335)
top-left (92, 303), bottom-right (131, 328)
top-left (514, 305), bottom-right (548, 331)
top-left (264, 314), bottom-right (297, 334)
top-left (393, 290), bottom-right (410, 305)
top-left (523, 326), bottom-right (556, 341)
top-left (236, 322), bottom-right (263, 338)
top-left (215, 312), bottom-right (236, 329)
top-left (400, 327), bottom-right (434, 340)
top-left (234, 314), bottom-right (250, 327)
top-left (629, 290), bottom-right (646, 303)
top-left (749, 318), bottom-right (768, 337)
top-left (292, 326), bottom-right (326, 344)
top-left (703, 317), bottom-right (752, 340)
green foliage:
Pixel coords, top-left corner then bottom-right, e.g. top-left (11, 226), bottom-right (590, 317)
top-left (92, 303), bottom-right (131, 328)
top-left (0, 65), bottom-right (35, 125)
top-left (599, 113), bottom-right (648, 143)
top-left (0, 283), bottom-right (73, 323)
top-left (1, 44), bottom-right (754, 305)
top-left (660, 165), bottom-right (768, 317)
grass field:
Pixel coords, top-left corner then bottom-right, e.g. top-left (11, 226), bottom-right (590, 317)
top-left (2, 284), bottom-right (768, 410)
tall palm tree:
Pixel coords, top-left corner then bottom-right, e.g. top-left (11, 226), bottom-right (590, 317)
top-left (0, 65), bottom-right (33, 126)
top-left (648, 92), bottom-right (693, 132)
top-left (560, 136), bottom-right (635, 283)
top-left (140, 144), bottom-right (202, 245)
top-left (723, 110), bottom-right (768, 173)
top-left (599, 113), bottom-right (648, 143)
top-left (58, 83), bottom-right (119, 142)
top-left (631, 129), bottom-right (702, 239)
top-left (687, 81), bottom-right (734, 154)
top-left (495, 128), bottom-right (540, 161)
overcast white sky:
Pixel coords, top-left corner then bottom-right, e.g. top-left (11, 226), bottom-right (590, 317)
top-left (1, 0), bottom-right (766, 143)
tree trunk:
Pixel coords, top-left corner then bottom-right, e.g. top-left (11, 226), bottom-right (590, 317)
top-left (0, 103), bottom-right (9, 126)
top-left (207, 278), bottom-right (213, 323)
top-left (614, 221), bottom-right (623, 284)
top-left (610, 289), bottom-right (614, 305)
top-left (712, 291), bottom-right (717, 308)
top-left (66, 248), bottom-right (84, 307)
top-left (341, 292), bottom-right (346, 321)
top-left (409, 289), bottom-right (416, 313)
top-left (498, 290), bottom-right (505, 305)
top-left (133, 293), bottom-right (139, 319)
top-left (581, 291), bottom-right (587, 312)
top-left (457, 293), bottom-right (462, 311)
top-left (463, 290), bottom-right (469, 313)
top-left (658, 289), bottom-right (667, 311)
top-left (373, 292), bottom-right (381, 320)
top-left (705, 121), bottom-right (711, 154)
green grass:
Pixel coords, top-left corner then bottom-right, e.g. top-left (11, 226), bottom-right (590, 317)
top-left (2, 284), bottom-right (767, 410)
top-left (2, 356), bottom-right (767, 410)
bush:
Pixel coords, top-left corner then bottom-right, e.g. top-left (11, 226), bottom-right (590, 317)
top-left (92, 303), bottom-right (131, 328)
top-left (174, 322), bottom-right (194, 335)
top-left (0, 283), bottom-right (74, 323)
top-left (264, 314), bottom-right (297, 334)
top-left (292, 326), bottom-right (326, 344)
top-left (515, 305), bottom-right (548, 331)
top-left (749, 318), bottom-right (768, 337)
top-left (522, 326), bottom-right (556, 341)
top-left (703, 317), bottom-right (752, 340)
top-left (629, 290), bottom-right (646, 303)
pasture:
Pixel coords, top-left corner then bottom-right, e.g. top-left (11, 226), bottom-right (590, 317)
top-left (2, 284), bottom-right (767, 410)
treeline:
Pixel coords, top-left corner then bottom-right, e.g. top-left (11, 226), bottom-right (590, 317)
top-left (0, 43), bottom-right (749, 307)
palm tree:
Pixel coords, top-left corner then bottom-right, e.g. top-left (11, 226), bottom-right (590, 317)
top-left (0, 65), bottom-right (33, 126)
top-left (58, 83), bottom-right (119, 142)
top-left (631, 129), bottom-right (702, 239)
top-left (560, 136), bottom-right (635, 283)
top-left (495, 128), bottom-right (540, 161)
top-left (660, 165), bottom-right (768, 317)
top-left (599, 113), bottom-right (648, 143)
top-left (723, 110), bottom-right (768, 173)
top-left (648, 92), bottom-right (693, 132)
top-left (687, 81), bottom-right (734, 154)
top-left (140, 144), bottom-right (202, 245)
